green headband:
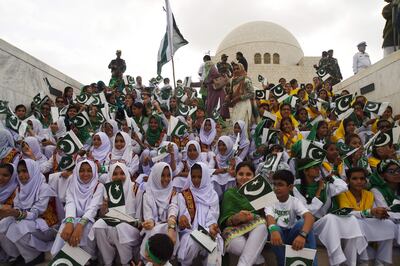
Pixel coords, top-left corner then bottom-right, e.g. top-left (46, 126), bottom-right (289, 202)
top-left (145, 241), bottom-right (164, 265)
top-left (298, 160), bottom-right (322, 171)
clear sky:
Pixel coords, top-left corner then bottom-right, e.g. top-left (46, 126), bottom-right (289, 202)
top-left (0, 0), bottom-right (387, 86)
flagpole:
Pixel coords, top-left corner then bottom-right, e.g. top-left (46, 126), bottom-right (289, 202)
top-left (171, 56), bottom-right (177, 90)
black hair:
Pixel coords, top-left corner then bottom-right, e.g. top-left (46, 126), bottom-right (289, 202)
top-left (296, 158), bottom-right (315, 204)
top-left (63, 86), bottom-right (73, 94)
top-left (289, 79), bottom-right (297, 85)
top-left (279, 102), bottom-right (292, 112)
top-left (0, 163), bottom-right (14, 176)
top-left (236, 51), bottom-right (243, 57)
top-left (377, 119), bottom-right (392, 129)
top-left (148, 233), bottom-right (174, 263)
top-left (15, 104), bottom-right (26, 112)
top-left (235, 161), bottom-right (255, 176)
top-left (203, 55), bottom-right (211, 61)
top-left (345, 167), bottom-right (367, 180)
top-left (323, 141), bottom-right (336, 151)
top-left (191, 163), bottom-right (202, 174)
top-left (272, 169), bottom-right (294, 185)
top-left (17, 160), bottom-right (27, 171)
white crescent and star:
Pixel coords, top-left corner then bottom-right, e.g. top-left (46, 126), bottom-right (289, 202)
top-left (62, 139), bottom-right (75, 155)
top-left (366, 102), bottom-right (379, 112)
top-left (109, 184), bottom-right (122, 205)
top-left (174, 124), bottom-right (186, 136)
top-left (244, 181), bottom-right (265, 196)
top-left (377, 133), bottom-right (391, 146)
top-left (338, 97), bottom-right (350, 112)
top-left (51, 258), bottom-right (74, 266)
top-left (289, 260), bottom-right (307, 266)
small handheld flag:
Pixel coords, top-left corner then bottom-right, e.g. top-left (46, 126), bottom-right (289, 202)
top-left (49, 244), bottom-right (91, 266)
top-left (285, 245), bottom-right (316, 266)
top-left (57, 131), bottom-right (83, 155)
top-left (105, 180), bottom-right (125, 208)
top-left (301, 139), bottom-right (327, 161)
top-left (238, 174), bottom-right (277, 210)
top-left (316, 66), bottom-right (331, 81)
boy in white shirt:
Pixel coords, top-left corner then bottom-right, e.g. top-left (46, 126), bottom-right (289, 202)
top-left (265, 169), bottom-right (317, 266)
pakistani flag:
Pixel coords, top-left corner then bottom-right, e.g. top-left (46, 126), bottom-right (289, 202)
top-left (390, 199), bottom-right (400, 212)
top-left (122, 75), bottom-right (136, 86)
top-left (70, 111), bottom-right (91, 129)
top-left (316, 66), bottom-right (331, 81)
top-left (171, 119), bottom-right (188, 138)
top-left (261, 128), bottom-right (279, 145)
top-left (364, 101), bottom-right (389, 116)
top-left (50, 244), bottom-right (91, 266)
top-left (6, 114), bottom-right (27, 136)
top-left (183, 76), bottom-right (191, 88)
top-left (152, 143), bottom-right (170, 163)
top-left (285, 245), bottom-right (316, 266)
top-left (263, 153), bottom-right (283, 172)
top-left (178, 103), bottom-right (190, 116)
top-left (284, 95), bottom-right (300, 109)
top-left (255, 89), bottom-right (269, 100)
top-left (334, 94), bottom-right (353, 119)
top-left (331, 207), bottom-right (353, 216)
top-left (57, 131), bottom-right (83, 155)
top-left (301, 139), bottom-right (327, 161)
top-left (75, 93), bottom-right (90, 104)
top-left (263, 110), bottom-right (277, 123)
top-left (0, 100), bottom-right (11, 115)
top-left (238, 174), bottom-right (277, 210)
top-left (270, 84), bottom-right (288, 102)
top-left (336, 142), bottom-right (358, 159)
top-left (58, 155), bottom-right (75, 171)
top-left (105, 180), bottom-right (125, 208)
top-left (308, 97), bottom-right (318, 109)
top-left (176, 86), bottom-right (185, 99)
top-left (157, 0), bottom-right (188, 75)
top-left (211, 98), bottom-right (221, 121)
top-left (258, 74), bottom-right (265, 83)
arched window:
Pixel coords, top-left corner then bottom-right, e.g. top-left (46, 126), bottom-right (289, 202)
top-left (273, 53), bottom-right (280, 64)
top-left (254, 53), bottom-right (262, 64)
top-left (264, 53), bottom-right (271, 64)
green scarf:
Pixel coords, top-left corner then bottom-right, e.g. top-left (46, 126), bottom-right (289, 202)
top-left (369, 171), bottom-right (398, 206)
top-left (295, 182), bottom-right (339, 213)
top-left (218, 188), bottom-right (255, 229)
top-left (344, 155), bottom-right (369, 169)
top-left (145, 115), bottom-right (163, 147)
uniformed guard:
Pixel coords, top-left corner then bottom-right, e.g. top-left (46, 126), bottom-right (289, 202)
top-left (353, 41), bottom-right (371, 74)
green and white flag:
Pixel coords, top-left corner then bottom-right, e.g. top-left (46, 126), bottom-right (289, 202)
top-left (261, 128), bottom-right (279, 145)
top-left (33, 92), bottom-right (49, 107)
top-left (152, 143), bottom-right (170, 163)
top-left (49, 244), bottom-right (91, 266)
top-left (301, 139), bottom-right (326, 161)
top-left (255, 89), bottom-right (269, 100)
top-left (6, 114), bottom-right (27, 136)
top-left (285, 245), bottom-right (316, 266)
top-left (263, 152), bottom-right (283, 173)
top-left (334, 94), bottom-right (353, 120)
top-left (70, 111), bottom-right (91, 129)
top-left (0, 100), bottom-right (11, 115)
top-left (238, 174), bottom-right (277, 210)
top-left (58, 155), bottom-right (75, 171)
top-left (270, 84), bottom-right (288, 102)
top-left (157, 0), bottom-right (188, 75)
top-left (51, 107), bottom-right (60, 122)
top-left (169, 117), bottom-right (187, 138)
top-left (316, 66), bottom-right (331, 81)
top-left (74, 93), bottom-right (90, 104)
top-left (331, 207), bottom-right (353, 216)
top-left (57, 131), bottom-right (83, 155)
top-left (105, 180), bottom-right (125, 208)
top-left (211, 98), bottom-right (221, 121)
top-left (364, 101), bottom-right (389, 116)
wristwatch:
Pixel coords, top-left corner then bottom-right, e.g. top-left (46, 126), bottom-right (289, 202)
top-left (299, 230), bottom-right (308, 238)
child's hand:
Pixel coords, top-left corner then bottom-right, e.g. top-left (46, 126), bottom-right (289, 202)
top-left (270, 231), bottom-right (283, 246)
top-left (291, 235), bottom-right (306, 251)
top-left (61, 222), bottom-right (74, 242)
top-left (178, 215), bottom-right (191, 230)
top-left (209, 223), bottom-right (219, 239)
top-left (142, 220), bottom-right (155, 230)
top-left (69, 223), bottom-right (84, 247)
top-left (371, 207), bottom-right (389, 219)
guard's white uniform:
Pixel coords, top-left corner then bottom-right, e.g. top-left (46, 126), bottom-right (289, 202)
top-left (353, 52), bottom-right (371, 74)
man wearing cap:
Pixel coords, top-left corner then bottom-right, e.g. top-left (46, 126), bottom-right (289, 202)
top-left (217, 54), bottom-right (233, 77)
top-left (108, 50), bottom-right (126, 79)
top-left (353, 42), bottom-right (371, 74)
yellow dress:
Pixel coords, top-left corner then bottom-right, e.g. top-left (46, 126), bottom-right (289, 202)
top-left (337, 190), bottom-right (374, 211)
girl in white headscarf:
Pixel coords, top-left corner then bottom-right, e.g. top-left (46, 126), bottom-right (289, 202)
top-left (90, 162), bottom-right (141, 266)
top-left (199, 118), bottom-right (217, 152)
top-left (102, 120), bottom-right (119, 139)
top-left (230, 120), bottom-right (250, 161)
top-left (89, 132), bottom-right (111, 168)
top-left (0, 129), bottom-right (19, 167)
top-left (212, 136), bottom-right (242, 199)
top-left (51, 159), bottom-right (105, 260)
top-left (139, 162), bottom-right (178, 261)
top-left (0, 159), bottom-right (59, 265)
top-left (173, 140), bottom-right (214, 191)
top-left (21, 136), bottom-right (48, 172)
top-left (177, 162), bottom-right (222, 266)
top-left (105, 131), bottom-right (139, 177)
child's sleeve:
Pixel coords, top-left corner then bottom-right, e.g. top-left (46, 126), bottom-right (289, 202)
top-left (294, 199), bottom-right (310, 217)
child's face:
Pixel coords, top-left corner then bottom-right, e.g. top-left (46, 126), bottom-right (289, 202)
top-left (218, 141), bottom-right (227, 155)
top-left (326, 145), bottom-right (338, 161)
top-left (196, 110), bottom-right (205, 120)
top-left (112, 166), bottom-right (126, 182)
top-left (161, 167), bottom-right (171, 188)
top-left (304, 166), bottom-right (320, 179)
top-left (281, 120), bottom-right (293, 133)
top-left (204, 120), bottom-right (211, 132)
top-left (92, 135), bottom-right (102, 149)
top-left (348, 172), bottom-right (367, 192)
top-left (150, 118), bottom-right (159, 131)
top-left (17, 164), bottom-right (30, 184)
top-left (79, 163), bottom-right (93, 184)
top-left (191, 168), bottom-right (202, 188)
top-left (233, 123), bottom-right (241, 135)
top-left (0, 167), bottom-right (12, 187)
top-left (236, 166), bottom-right (254, 187)
top-left (104, 122), bottom-right (113, 137)
top-left (114, 134), bottom-right (126, 150)
top-left (272, 180), bottom-right (293, 201)
top-left (15, 107), bottom-right (26, 119)
top-left (187, 144), bottom-right (199, 160)
top-left (67, 108), bottom-right (78, 118)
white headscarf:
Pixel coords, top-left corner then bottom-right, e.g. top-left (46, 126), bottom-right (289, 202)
top-left (161, 141), bottom-right (180, 165)
top-left (91, 132), bottom-right (111, 163)
top-left (105, 120), bottom-right (119, 137)
top-left (106, 162), bottom-right (136, 216)
top-left (27, 118), bottom-right (44, 136)
top-left (69, 159), bottom-right (99, 216)
top-left (232, 120), bottom-right (250, 149)
top-left (111, 131), bottom-right (133, 163)
top-left (188, 162), bottom-right (218, 227)
top-left (185, 140), bottom-right (202, 168)
top-left (0, 163), bottom-right (17, 203)
top-left (14, 159), bottom-right (47, 209)
top-left (0, 129), bottom-right (15, 159)
top-left (23, 136), bottom-right (45, 160)
top-left (199, 118), bottom-right (217, 146)
top-left (147, 162), bottom-right (173, 218)
top-left (215, 136), bottom-right (234, 168)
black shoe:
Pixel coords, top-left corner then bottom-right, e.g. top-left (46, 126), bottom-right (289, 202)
top-left (24, 252), bottom-right (45, 266)
top-left (8, 256), bottom-right (24, 266)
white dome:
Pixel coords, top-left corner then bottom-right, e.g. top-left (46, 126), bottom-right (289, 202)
top-left (216, 21), bottom-right (304, 65)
